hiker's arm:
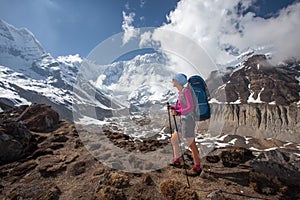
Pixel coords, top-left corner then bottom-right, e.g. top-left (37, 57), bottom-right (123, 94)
top-left (172, 105), bottom-right (180, 110)
top-left (180, 89), bottom-right (194, 115)
top-left (171, 106), bottom-right (180, 115)
top-left (171, 100), bottom-right (181, 115)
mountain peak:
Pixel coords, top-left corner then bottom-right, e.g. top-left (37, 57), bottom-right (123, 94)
top-left (208, 54), bottom-right (300, 105)
top-left (0, 19), bottom-right (45, 69)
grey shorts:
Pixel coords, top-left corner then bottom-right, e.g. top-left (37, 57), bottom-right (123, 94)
top-left (178, 114), bottom-right (195, 138)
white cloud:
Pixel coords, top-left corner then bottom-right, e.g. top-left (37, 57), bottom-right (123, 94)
top-left (151, 27), bottom-right (216, 78)
top-left (140, 0), bottom-right (146, 8)
top-left (152, 0), bottom-right (300, 66)
top-left (125, 2), bottom-right (130, 10)
top-left (122, 11), bottom-right (139, 45)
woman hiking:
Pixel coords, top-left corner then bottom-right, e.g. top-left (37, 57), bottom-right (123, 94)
top-left (169, 73), bottom-right (201, 176)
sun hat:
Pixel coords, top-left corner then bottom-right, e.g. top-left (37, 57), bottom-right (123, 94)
top-left (173, 73), bottom-right (187, 86)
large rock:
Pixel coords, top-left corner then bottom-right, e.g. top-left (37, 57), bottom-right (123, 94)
top-left (0, 104), bottom-right (60, 164)
top-left (0, 120), bottom-right (32, 164)
top-left (0, 104), bottom-right (60, 132)
top-left (17, 104), bottom-right (60, 132)
top-left (203, 146), bottom-right (300, 197)
top-left (250, 149), bottom-right (300, 194)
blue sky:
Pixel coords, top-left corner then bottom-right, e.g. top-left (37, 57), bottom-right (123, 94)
top-left (0, 0), bottom-right (299, 64)
top-left (0, 0), bottom-right (179, 57)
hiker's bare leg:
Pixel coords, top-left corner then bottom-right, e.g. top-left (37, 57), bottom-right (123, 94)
top-left (171, 131), bottom-right (181, 159)
top-left (189, 139), bottom-right (200, 165)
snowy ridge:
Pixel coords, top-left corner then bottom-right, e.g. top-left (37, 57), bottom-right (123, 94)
top-left (0, 19), bottom-right (177, 120)
top-left (89, 53), bottom-right (177, 106)
top-left (207, 54), bottom-right (300, 105)
top-left (0, 64), bottom-right (72, 109)
top-left (221, 46), bottom-right (273, 69)
top-left (0, 19), bottom-right (45, 69)
top-left (0, 19), bottom-right (122, 120)
top-left (0, 66), bottom-right (31, 106)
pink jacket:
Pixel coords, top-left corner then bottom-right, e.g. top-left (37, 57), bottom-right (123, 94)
top-left (172, 88), bottom-right (194, 115)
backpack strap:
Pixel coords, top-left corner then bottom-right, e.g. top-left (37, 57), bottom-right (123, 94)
top-left (179, 87), bottom-right (188, 107)
top-left (180, 86), bottom-right (198, 117)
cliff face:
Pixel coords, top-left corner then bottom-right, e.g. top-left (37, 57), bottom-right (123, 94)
top-left (209, 103), bottom-right (300, 143)
top-left (203, 55), bottom-right (300, 143)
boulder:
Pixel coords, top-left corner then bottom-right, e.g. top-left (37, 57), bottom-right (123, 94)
top-left (205, 146), bottom-right (254, 167)
top-left (0, 120), bottom-right (32, 164)
top-left (17, 104), bottom-right (59, 132)
top-left (250, 149), bottom-right (300, 193)
top-left (0, 104), bottom-right (60, 133)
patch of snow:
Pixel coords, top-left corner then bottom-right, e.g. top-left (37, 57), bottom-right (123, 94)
top-left (283, 142), bottom-right (294, 147)
top-left (229, 98), bottom-right (241, 104)
top-left (264, 147), bottom-right (279, 151)
top-left (294, 153), bottom-right (300, 157)
top-left (214, 142), bottom-right (230, 148)
top-left (249, 147), bottom-right (263, 151)
top-left (218, 134), bottom-right (228, 141)
top-left (228, 138), bottom-right (238, 145)
top-left (209, 98), bottom-right (222, 104)
top-left (245, 136), bottom-right (252, 144)
top-left (217, 84), bottom-right (226, 90)
top-left (75, 116), bottom-right (109, 125)
top-left (57, 54), bottom-right (82, 63)
top-left (247, 88), bottom-right (264, 103)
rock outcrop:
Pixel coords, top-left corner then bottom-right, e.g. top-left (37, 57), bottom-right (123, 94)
top-left (0, 120), bottom-right (31, 165)
top-left (203, 146), bottom-right (300, 199)
top-left (0, 104), bottom-right (59, 164)
top-left (203, 55), bottom-right (300, 143)
top-left (208, 55), bottom-right (300, 105)
top-left (13, 104), bottom-right (59, 132)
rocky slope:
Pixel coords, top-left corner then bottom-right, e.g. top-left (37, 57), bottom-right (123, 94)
top-left (205, 55), bottom-right (300, 143)
top-left (1, 104), bottom-right (299, 199)
top-left (208, 55), bottom-right (300, 105)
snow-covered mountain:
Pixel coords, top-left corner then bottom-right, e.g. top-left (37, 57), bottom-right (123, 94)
top-left (0, 19), bottom-right (45, 70)
top-left (0, 19), bottom-right (127, 121)
top-left (0, 19), bottom-right (299, 124)
top-left (89, 53), bottom-right (176, 106)
top-left (0, 19), bottom-right (178, 121)
top-left (207, 55), bottom-right (300, 105)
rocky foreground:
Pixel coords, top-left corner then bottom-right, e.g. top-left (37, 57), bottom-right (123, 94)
top-left (0, 104), bottom-right (300, 199)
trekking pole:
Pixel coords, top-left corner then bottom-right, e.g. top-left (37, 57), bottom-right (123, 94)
top-left (173, 115), bottom-right (190, 188)
top-left (166, 102), bottom-right (172, 136)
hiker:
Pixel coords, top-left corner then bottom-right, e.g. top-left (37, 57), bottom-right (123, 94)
top-left (169, 73), bottom-right (201, 176)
